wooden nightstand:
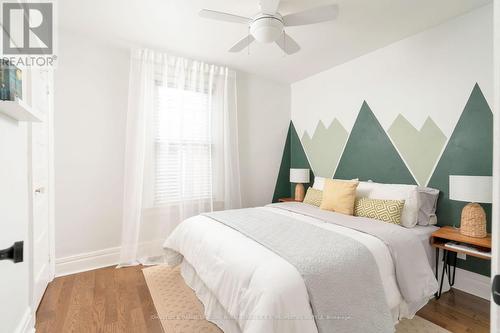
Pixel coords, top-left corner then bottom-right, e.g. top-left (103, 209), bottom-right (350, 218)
top-left (430, 226), bottom-right (491, 298)
top-left (278, 197), bottom-right (302, 202)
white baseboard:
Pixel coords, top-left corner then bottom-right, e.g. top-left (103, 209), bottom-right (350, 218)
top-left (452, 267), bottom-right (491, 300)
top-left (16, 307), bottom-right (34, 333)
top-left (55, 246), bottom-right (121, 277)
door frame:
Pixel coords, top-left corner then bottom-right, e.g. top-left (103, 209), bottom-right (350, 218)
top-left (47, 69), bottom-right (56, 282)
top-left (26, 68), bottom-right (56, 316)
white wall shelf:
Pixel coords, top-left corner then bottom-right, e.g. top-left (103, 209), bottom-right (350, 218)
top-left (0, 98), bottom-right (43, 122)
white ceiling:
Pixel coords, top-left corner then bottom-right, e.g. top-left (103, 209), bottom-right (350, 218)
top-left (58, 0), bottom-right (491, 83)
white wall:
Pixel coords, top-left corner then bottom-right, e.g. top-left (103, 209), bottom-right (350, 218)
top-left (54, 30), bottom-right (291, 274)
top-left (237, 72), bottom-right (291, 208)
top-left (292, 5), bottom-right (493, 139)
top-left (54, 30), bottom-right (130, 267)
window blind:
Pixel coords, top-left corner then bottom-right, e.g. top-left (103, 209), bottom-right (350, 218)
top-left (153, 85), bottom-right (213, 206)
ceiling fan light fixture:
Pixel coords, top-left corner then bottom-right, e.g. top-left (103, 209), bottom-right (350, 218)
top-left (250, 16), bottom-right (283, 43)
top-left (199, 1), bottom-right (339, 55)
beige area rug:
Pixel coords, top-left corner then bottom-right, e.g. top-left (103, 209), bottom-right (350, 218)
top-left (143, 265), bottom-right (451, 333)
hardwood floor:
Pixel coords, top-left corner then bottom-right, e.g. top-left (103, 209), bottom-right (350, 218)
top-left (36, 266), bottom-right (163, 333)
top-left (36, 266), bottom-right (490, 333)
top-left (417, 288), bottom-right (490, 333)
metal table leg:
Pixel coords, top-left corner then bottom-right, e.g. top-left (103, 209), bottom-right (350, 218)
top-left (434, 248), bottom-right (439, 297)
top-left (437, 250), bottom-right (448, 299)
top-left (448, 251), bottom-right (457, 286)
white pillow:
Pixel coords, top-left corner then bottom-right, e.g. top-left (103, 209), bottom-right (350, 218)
top-left (356, 181), bottom-right (419, 228)
top-left (313, 177), bottom-right (358, 191)
top-left (417, 187), bottom-right (440, 226)
top-left (313, 176), bottom-right (326, 190)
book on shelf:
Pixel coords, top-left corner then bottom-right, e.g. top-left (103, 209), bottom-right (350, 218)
top-left (0, 59), bottom-right (22, 101)
top-left (444, 241), bottom-right (491, 258)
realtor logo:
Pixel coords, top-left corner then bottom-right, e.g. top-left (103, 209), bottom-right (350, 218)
top-left (2, 1), bottom-right (53, 55)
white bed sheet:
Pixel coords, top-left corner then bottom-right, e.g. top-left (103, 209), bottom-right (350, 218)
top-left (164, 207), bottom-right (437, 333)
top-left (408, 225), bottom-right (440, 262)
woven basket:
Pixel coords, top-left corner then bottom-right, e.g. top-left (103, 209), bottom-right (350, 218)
top-left (460, 203), bottom-right (487, 238)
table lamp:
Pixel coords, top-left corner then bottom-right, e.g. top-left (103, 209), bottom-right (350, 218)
top-left (290, 168), bottom-right (310, 201)
top-left (449, 175), bottom-right (492, 238)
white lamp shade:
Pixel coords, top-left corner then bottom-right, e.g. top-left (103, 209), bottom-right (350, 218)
top-left (449, 175), bottom-right (492, 203)
top-left (290, 168), bottom-right (310, 184)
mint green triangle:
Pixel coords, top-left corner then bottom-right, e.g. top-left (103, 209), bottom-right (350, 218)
top-left (302, 120), bottom-right (349, 178)
top-left (428, 84), bottom-right (492, 276)
top-left (388, 115), bottom-right (446, 186)
top-left (334, 102), bottom-right (416, 184)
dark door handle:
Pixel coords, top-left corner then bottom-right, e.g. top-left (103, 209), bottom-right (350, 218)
top-left (0, 241), bottom-right (23, 263)
top-left (494, 275), bottom-right (500, 306)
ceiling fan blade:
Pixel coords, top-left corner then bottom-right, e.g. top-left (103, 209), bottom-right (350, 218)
top-left (259, 0), bottom-right (281, 14)
top-left (229, 35), bottom-right (255, 52)
top-left (199, 9), bottom-right (250, 24)
top-left (275, 32), bottom-right (300, 55)
top-left (283, 4), bottom-right (339, 27)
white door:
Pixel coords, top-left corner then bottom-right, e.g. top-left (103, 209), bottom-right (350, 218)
top-left (30, 68), bottom-right (54, 311)
top-left (493, 1), bottom-right (500, 331)
top-left (0, 112), bottom-right (32, 332)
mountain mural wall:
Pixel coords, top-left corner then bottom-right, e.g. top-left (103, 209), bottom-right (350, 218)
top-left (301, 120), bottom-right (348, 178)
top-left (388, 116), bottom-right (447, 186)
top-left (428, 84), bottom-right (492, 276)
top-left (334, 102), bottom-right (417, 184)
top-left (274, 84), bottom-right (492, 276)
top-left (272, 122), bottom-right (313, 202)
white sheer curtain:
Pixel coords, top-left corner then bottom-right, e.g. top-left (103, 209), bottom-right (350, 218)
top-left (119, 49), bottom-right (241, 266)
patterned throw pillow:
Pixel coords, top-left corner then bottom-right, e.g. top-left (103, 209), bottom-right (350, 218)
top-left (354, 197), bottom-right (405, 224)
top-left (303, 188), bottom-right (323, 207)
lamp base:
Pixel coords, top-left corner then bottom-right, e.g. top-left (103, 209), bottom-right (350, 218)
top-left (460, 202), bottom-right (487, 238)
top-left (294, 183), bottom-right (305, 202)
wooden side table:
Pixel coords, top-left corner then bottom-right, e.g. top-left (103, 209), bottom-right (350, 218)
top-left (430, 226), bottom-right (491, 298)
top-left (278, 197), bottom-right (302, 202)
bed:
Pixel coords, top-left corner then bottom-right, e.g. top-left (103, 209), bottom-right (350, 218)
top-left (163, 202), bottom-right (439, 333)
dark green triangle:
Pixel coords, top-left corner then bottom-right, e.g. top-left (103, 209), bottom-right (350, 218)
top-left (428, 84), bottom-right (492, 276)
top-left (334, 102), bottom-right (416, 184)
top-left (272, 123), bottom-right (292, 202)
top-left (272, 122), bottom-right (314, 202)
top-left (290, 121), bottom-right (314, 194)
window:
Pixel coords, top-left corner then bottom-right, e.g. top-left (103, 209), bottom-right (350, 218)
top-left (153, 85), bottom-right (213, 206)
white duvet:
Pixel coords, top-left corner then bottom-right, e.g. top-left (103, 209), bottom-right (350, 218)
top-left (163, 206), bottom-right (434, 333)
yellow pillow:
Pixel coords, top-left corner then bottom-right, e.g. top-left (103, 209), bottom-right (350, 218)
top-left (303, 188), bottom-right (323, 207)
top-left (354, 197), bottom-right (405, 224)
top-left (319, 179), bottom-right (359, 215)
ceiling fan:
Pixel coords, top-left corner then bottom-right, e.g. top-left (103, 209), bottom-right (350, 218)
top-left (199, 0), bottom-right (339, 55)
